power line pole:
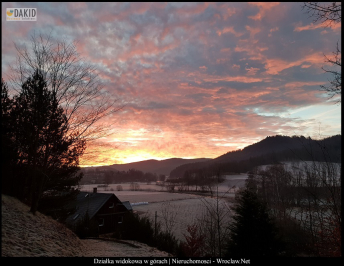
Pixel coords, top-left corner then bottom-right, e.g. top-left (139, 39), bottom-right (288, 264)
top-left (155, 211), bottom-right (157, 238)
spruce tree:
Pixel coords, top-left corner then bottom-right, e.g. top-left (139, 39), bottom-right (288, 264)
top-left (1, 79), bottom-right (19, 197)
top-left (8, 70), bottom-right (85, 215)
top-left (226, 188), bottom-right (285, 257)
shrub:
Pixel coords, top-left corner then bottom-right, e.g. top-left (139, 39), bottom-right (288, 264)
top-left (74, 211), bottom-right (99, 238)
top-left (113, 212), bottom-right (179, 255)
top-left (155, 231), bottom-right (179, 254)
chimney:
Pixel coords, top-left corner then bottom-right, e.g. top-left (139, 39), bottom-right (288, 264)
top-left (93, 187), bottom-right (97, 194)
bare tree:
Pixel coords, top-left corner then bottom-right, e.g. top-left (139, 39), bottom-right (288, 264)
top-left (302, 2), bottom-right (341, 103)
top-left (160, 202), bottom-right (180, 235)
top-left (302, 2), bottom-right (341, 26)
top-left (7, 32), bottom-right (123, 150)
top-left (197, 170), bottom-right (232, 257)
top-left (129, 182), bottom-right (140, 191)
top-left (198, 196), bottom-right (231, 257)
top-left (320, 42), bottom-right (341, 104)
top-left (249, 153), bottom-right (341, 256)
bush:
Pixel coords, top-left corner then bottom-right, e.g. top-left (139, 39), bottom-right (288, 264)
top-left (113, 213), bottom-right (154, 244)
top-left (74, 211), bottom-right (99, 238)
top-left (275, 216), bottom-right (314, 256)
top-left (155, 231), bottom-right (179, 254)
top-left (113, 212), bottom-right (179, 255)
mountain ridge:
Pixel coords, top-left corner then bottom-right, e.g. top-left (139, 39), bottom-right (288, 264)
top-left (82, 135), bottom-right (341, 179)
top-left (84, 158), bottom-right (211, 176)
top-left (169, 134), bottom-right (341, 178)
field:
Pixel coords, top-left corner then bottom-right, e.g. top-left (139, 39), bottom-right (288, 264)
top-left (80, 174), bottom-right (248, 241)
top-left (80, 174), bottom-right (247, 194)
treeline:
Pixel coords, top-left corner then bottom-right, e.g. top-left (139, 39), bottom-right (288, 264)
top-left (166, 166), bottom-right (225, 195)
top-left (176, 160), bottom-right (341, 257)
top-left (80, 168), bottom-right (165, 184)
top-left (241, 161), bottom-right (341, 256)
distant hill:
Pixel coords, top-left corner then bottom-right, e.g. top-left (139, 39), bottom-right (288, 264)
top-left (169, 135), bottom-right (341, 178)
top-left (214, 134), bottom-right (341, 163)
top-left (86, 158), bottom-right (211, 176)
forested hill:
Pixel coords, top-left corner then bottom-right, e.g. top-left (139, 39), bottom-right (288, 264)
top-left (99, 158), bottom-right (211, 176)
top-left (215, 135), bottom-right (341, 163)
top-left (169, 135), bottom-right (341, 178)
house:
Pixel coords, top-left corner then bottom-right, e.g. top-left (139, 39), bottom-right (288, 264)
top-left (65, 188), bottom-right (132, 235)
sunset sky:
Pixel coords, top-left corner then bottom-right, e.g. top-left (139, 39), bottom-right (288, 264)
top-left (2, 2), bottom-right (341, 166)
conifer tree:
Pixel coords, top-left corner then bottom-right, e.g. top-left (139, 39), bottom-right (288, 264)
top-left (226, 187), bottom-right (285, 257)
top-left (1, 79), bottom-right (19, 197)
top-left (6, 70), bottom-right (85, 215)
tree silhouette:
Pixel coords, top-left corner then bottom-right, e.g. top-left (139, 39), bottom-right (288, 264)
top-left (302, 2), bottom-right (341, 103)
top-left (226, 188), bottom-right (285, 257)
top-left (1, 79), bottom-right (20, 197)
top-left (7, 32), bottom-right (122, 163)
top-left (181, 223), bottom-right (205, 257)
top-left (3, 70), bottom-right (85, 214)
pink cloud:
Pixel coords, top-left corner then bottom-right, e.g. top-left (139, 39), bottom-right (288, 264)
top-left (202, 74), bottom-right (263, 83)
top-left (245, 67), bottom-right (260, 75)
top-left (248, 2), bottom-right (280, 21)
top-left (264, 52), bottom-right (325, 75)
top-left (174, 2), bottom-right (210, 16)
top-left (284, 81), bottom-right (326, 89)
top-left (232, 64), bottom-right (240, 70)
top-left (245, 25), bottom-right (261, 38)
top-left (217, 26), bottom-right (243, 37)
top-left (294, 21), bottom-right (341, 32)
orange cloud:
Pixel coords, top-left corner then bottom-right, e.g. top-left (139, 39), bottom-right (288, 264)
top-left (202, 75), bottom-right (263, 83)
top-left (248, 2), bottom-right (280, 21)
top-left (264, 52), bottom-right (325, 75)
top-left (245, 25), bottom-right (261, 38)
top-left (294, 21), bottom-right (341, 32)
top-left (284, 81), bottom-right (326, 89)
top-left (217, 26), bottom-right (243, 37)
top-left (245, 67), bottom-right (260, 75)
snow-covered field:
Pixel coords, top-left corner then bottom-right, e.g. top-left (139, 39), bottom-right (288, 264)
top-left (132, 197), bottom-right (233, 241)
top-left (80, 174), bottom-right (247, 242)
top-left (80, 173), bottom-right (248, 195)
top-left (217, 174), bottom-right (248, 192)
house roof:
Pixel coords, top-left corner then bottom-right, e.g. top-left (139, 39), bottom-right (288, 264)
top-left (122, 201), bottom-right (133, 212)
top-left (65, 192), bottom-right (121, 225)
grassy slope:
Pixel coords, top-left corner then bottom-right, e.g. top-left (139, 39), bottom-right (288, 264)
top-left (1, 194), bottom-right (86, 257)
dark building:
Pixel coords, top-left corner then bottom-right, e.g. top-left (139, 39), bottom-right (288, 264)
top-left (65, 188), bottom-right (132, 235)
